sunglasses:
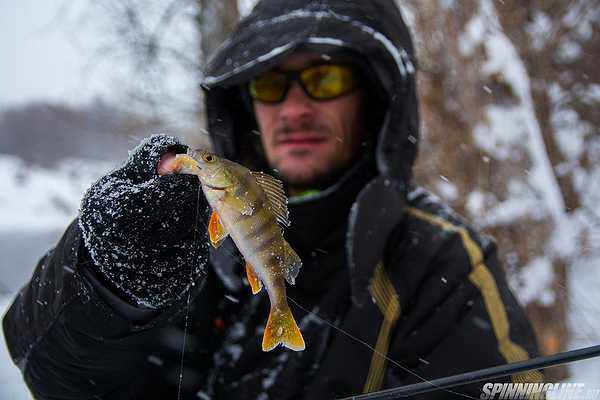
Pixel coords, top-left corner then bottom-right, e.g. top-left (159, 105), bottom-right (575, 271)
top-left (248, 63), bottom-right (359, 104)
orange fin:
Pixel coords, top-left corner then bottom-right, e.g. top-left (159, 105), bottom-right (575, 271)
top-left (208, 210), bottom-right (228, 248)
top-left (262, 304), bottom-right (305, 352)
top-left (245, 262), bottom-right (263, 295)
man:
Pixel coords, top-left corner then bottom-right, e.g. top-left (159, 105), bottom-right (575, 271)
top-left (3, 0), bottom-right (542, 399)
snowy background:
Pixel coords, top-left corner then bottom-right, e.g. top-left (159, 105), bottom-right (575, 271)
top-left (0, 1), bottom-right (150, 397)
top-left (1, 0), bottom-right (599, 399)
top-left (0, 157), bottom-right (112, 398)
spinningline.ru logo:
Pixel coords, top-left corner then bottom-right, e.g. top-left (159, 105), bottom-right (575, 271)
top-left (480, 383), bottom-right (600, 399)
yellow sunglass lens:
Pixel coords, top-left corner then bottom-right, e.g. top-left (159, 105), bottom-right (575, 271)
top-left (249, 71), bottom-right (288, 102)
top-left (301, 65), bottom-right (356, 99)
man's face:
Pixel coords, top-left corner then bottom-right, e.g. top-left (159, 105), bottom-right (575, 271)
top-left (252, 52), bottom-right (365, 192)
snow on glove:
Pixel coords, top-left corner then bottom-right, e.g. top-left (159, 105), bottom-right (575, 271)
top-left (79, 134), bottom-right (209, 309)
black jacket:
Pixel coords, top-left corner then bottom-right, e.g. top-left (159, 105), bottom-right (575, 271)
top-left (4, 0), bottom-right (541, 399)
top-left (2, 184), bottom-right (541, 399)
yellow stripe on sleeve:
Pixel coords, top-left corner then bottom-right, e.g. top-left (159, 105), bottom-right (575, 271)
top-left (363, 262), bottom-right (401, 393)
top-left (406, 207), bottom-right (543, 383)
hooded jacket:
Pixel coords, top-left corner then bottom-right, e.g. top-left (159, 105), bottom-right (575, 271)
top-left (3, 1), bottom-right (541, 399)
top-left (202, 0), bottom-right (421, 308)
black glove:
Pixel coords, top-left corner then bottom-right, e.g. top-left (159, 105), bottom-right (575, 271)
top-left (79, 134), bottom-right (209, 309)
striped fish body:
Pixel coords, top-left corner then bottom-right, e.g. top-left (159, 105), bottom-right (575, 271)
top-left (204, 161), bottom-right (287, 295)
top-left (169, 152), bottom-right (305, 352)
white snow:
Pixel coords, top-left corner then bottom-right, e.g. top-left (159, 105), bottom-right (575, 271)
top-left (466, 189), bottom-right (487, 219)
top-left (0, 154), bottom-right (114, 233)
top-left (525, 11), bottom-right (553, 51)
top-left (510, 257), bottom-right (556, 306)
top-left (484, 26), bottom-right (565, 223)
top-left (225, 344), bottom-right (243, 362)
top-left (224, 294), bottom-right (240, 303)
top-left (458, 11), bottom-right (485, 56)
top-left (298, 306), bottom-right (324, 330)
top-left (460, 0), bottom-right (600, 384)
top-left (438, 0), bottom-right (457, 11)
top-left (556, 40), bottom-right (583, 62)
top-left (566, 257), bottom-right (600, 384)
top-left (473, 106), bottom-right (526, 161)
top-left (582, 84), bottom-right (600, 103)
top-left (305, 37), bottom-right (346, 47)
top-left (548, 83), bottom-right (590, 163)
top-left (479, 180), bottom-right (546, 227)
top-left (436, 178), bottom-right (459, 202)
top-left (351, 20), bottom-right (415, 76)
top-left (0, 155), bottom-right (111, 399)
top-left (395, 1), bottom-right (416, 34)
top-left (552, 108), bottom-right (587, 162)
top-left (562, 1), bottom-right (595, 41)
top-left (238, 0), bottom-right (259, 18)
top-left (463, 0), bottom-right (569, 232)
top-left (196, 389), bottom-right (211, 400)
top-left (260, 352), bottom-right (288, 391)
top-left (147, 355), bottom-right (164, 366)
top-left (203, 42), bottom-right (296, 86)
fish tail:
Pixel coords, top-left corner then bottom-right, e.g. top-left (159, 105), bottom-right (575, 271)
top-left (262, 303), bottom-right (305, 352)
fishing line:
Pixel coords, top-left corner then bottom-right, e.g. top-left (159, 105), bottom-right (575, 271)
top-left (286, 295), bottom-right (478, 399)
top-left (176, 182), bottom-right (204, 400)
top-left (553, 279), bottom-right (600, 345)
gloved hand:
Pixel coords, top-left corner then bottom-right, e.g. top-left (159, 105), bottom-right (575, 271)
top-left (79, 134), bottom-right (209, 309)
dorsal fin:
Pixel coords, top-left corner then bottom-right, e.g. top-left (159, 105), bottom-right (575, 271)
top-left (251, 171), bottom-right (290, 228)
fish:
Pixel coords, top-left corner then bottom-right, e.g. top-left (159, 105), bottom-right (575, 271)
top-left (163, 150), bottom-right (305, 352)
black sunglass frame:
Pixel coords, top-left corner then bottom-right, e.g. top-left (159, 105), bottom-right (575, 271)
top-left (248, 63), bottom-right (360, 104)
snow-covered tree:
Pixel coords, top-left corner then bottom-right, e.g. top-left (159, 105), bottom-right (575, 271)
top-left (402, 0), bottom-right (599, 380)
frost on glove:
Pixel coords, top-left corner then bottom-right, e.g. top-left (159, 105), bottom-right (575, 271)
top-left (79, 134), bottom-right (209, 309)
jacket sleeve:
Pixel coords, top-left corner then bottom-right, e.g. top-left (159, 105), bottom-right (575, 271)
top-left (2, 219), bottom-right (214, 399)
top-left (384, 209), bottom-right (542, 397)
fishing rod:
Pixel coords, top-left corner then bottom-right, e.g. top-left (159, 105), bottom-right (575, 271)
top-left (339, 344), bottom-right (600, 400)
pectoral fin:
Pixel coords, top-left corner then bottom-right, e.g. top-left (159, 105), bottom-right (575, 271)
top-left (208, 210), bottom-right (228, 248)
top-left (245, 262), bottom-right (263, 295)
top-left (282, 239), bottom-right (302, 285)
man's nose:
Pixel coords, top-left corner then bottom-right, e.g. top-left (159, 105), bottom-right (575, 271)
top-left (279, 82), bottom-right (315, 121)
